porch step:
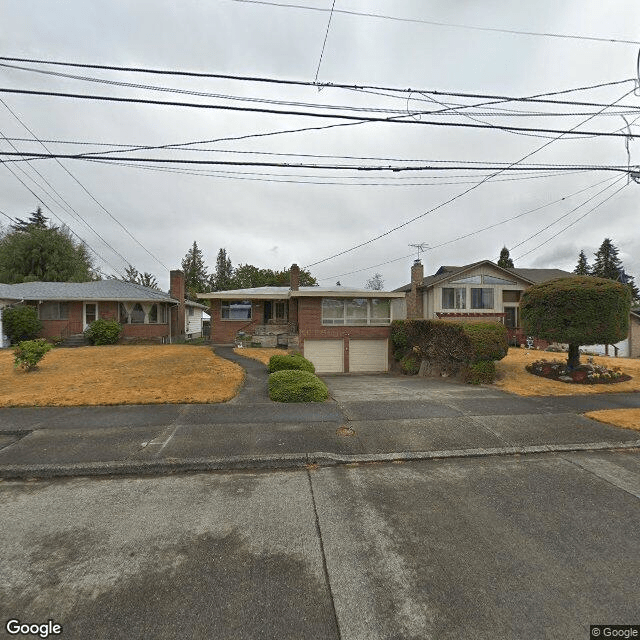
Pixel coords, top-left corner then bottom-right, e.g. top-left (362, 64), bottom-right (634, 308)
top-left (60, 333), bottom-right (89, 348)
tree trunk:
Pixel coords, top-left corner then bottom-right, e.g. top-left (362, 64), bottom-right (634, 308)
top-left (567, 344), bottom-right (580, 370)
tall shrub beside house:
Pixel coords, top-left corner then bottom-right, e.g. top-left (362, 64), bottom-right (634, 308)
top-left (2, 305), bottom-right (41, 344)
top-left (520, 276), bottom-right (631, 369)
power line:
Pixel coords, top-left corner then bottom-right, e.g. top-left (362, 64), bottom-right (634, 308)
top-left (0, 87), bottom-right (635, 139)
top-left (0, 151), bottom-right (629, 173)
top-left (313, 0), bottom-right (336, 84)
top-left (0, 100), bottom-right (169, 272)
top-left (229, 0), bottom-right (640, 46)
top-left (317, 175), bottom-right (623, 281)
top-left (304, 87), bottom-right (636, 268)
top-left (512, 181), bottom-right (630, 261)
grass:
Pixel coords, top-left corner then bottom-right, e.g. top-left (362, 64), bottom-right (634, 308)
top-left (584, 409), bottom-right (640, 431)
top-left (494, 348), bottom-right (640, 397)
top-left (0, 345), bottom-right (244, 407)
top-left (233, 347), bottom-right (289, 366)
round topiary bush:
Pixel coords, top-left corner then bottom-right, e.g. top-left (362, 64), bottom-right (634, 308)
top-left (268, 369), bottom-right (328, 402)
top-left (268, 353), bottom-right (315, 373)
top-left (84, 319), bottom-right (123, 345)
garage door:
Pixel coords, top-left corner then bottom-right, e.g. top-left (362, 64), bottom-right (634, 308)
top-left (303, 339), bottom-right (344, 373)
top-left (349, 339), bottom-right (388, 372)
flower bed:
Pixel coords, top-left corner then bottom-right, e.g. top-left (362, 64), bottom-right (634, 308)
top-left (526, 358), bottom-right (631, 385)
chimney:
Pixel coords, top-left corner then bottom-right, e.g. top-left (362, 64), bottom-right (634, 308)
top-left (290, 263), bottom-right (300, 291)
top-left (407, 259), bottom-right (424, 319)
top-left (169, 269), bottom-right (186, 337)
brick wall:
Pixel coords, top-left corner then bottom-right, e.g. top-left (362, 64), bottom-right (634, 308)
top-left (208, 299), bottom-right (265, 344)
top-left (298, 297), bottom-right (392, 372)
top-left (405, 260), bottom-right (424, 319)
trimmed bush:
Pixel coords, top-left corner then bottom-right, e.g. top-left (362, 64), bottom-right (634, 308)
top-left (400, 352), bottom-right (421, 375)
top-left (462, 360), bottom-right (496, 385)
top-left (268, 369), bottom-right (328, 402)
top-left (390, 320), bottom-right (410, 360)
top-left (84, 319), bottom-right (123, 345)
top-left (14, 338), bottom-right (53, 371)
top-left (463, 323), bottom-right (509, 362)
top-left (2, 305), bottom-right (41, 343)
top-left (268, 353), bottom-right (315, 374)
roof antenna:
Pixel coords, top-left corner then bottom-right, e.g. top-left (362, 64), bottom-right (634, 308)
top-left (408, 242), bottom-right (429, 261)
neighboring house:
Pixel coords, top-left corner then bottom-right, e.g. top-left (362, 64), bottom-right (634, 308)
top-left (630, 308), bottom-right (640, 358)
top-left (0, 285), bottom-right (20, 348)
top-left (0, 270), bottom-right (207, 345)
top-left (198, 264), bottom-right (405, 373)
top-left (395, 259), bottom-right (573, 346)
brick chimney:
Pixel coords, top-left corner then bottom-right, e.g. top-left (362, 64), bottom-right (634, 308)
top-left (406, 259), bottom-right (424, 319)
top-left (169, 269), bottom-right (186, 338)
top-left (290, 263), bottom-right (300, 291)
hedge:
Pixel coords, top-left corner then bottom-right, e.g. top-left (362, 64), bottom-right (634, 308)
top-left (268, 353), bottom-right (315, 374)
top-left (84, 319), bottom-right (123, 345)
top-left (462, 323), bottom-right (508, 362)
top-left (268, 369), bottom-right (328, 402)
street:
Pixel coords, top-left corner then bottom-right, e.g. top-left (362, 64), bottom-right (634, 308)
top-left (2, 451), bottom-right (639, 639)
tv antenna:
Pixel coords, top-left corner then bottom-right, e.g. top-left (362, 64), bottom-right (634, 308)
top-left (408, 242), bottom-right (429, 260)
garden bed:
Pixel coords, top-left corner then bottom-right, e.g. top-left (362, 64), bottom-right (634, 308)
top-left (525, 359), bottom-right (631, 385)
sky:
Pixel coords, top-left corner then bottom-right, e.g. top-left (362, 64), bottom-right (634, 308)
top-left (1, 0), bottom-right (639, 292)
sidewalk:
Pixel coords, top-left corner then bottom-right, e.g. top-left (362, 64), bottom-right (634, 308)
top-left (0, 346), bottom-right (638, 479)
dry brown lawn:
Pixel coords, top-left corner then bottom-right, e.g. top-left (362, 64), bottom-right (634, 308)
top-left (0, 345), bottom-right (244, 407)
top-left (233, 347), bottom-right (289, 366)
top-left (495, 348), bottom-right (640, 397)
top-left (584, 409), bottom-right (640, 431)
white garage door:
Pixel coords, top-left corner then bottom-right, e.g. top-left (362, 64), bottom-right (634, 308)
top-left (349, 339), bottom-right (388, 372)
top-left (304, 339), bottom-right (344, 373)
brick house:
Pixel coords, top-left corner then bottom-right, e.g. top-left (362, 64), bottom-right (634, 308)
top-left (198, 264), bottom-right (405, 373)
top-left (630, 308), bottom-right (640, 358)
top-left (0, 270), bottom-right (207, 345)
top-left (395, 259), bottom-right (573, 347)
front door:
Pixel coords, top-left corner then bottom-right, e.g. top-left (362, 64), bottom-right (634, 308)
top-left (83, 302), bottom-right (97, 330)
top-left (504, 306), bottom-right (517, 329)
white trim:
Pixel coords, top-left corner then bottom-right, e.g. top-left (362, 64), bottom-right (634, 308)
top-left (83, 301), bottom-right (99, 330)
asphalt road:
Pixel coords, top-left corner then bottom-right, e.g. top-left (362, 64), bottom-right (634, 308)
top-left (2, 451), bottom-right (639, 640)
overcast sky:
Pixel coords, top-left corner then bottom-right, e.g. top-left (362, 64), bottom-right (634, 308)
top-left (1, 0), bottom-right (639, 291)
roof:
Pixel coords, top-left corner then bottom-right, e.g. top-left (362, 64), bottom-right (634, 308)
top-left (0, 284), bottom-right (20, 302)
top-left (394, 261), bottom-right (573, 292)
top-left (0, 280), bottom-right (179, 303)
top-left (198, 286), bottom-right (405, 300)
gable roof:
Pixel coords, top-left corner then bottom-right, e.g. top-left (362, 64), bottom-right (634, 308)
top-left (394, 260), bottom-right (573, 292)
top-left (0, 280), bottom-right (179, 303)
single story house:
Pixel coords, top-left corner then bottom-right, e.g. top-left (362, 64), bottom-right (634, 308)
top-left (395, 259), bottom-right (573, 346)
top-left (198, 264), bottom-right (406, 373)
top-left (0, 270), bottom-right (207, 345)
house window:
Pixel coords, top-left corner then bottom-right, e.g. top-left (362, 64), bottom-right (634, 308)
top-left (502, 290), bottom-right (521, 303)
top-left (450, 275), bottom-right (482, 284)
top-left (148, 304), bottom-right (158, 323)
top-left (471, 288), bottom-right (494, 309)
top-left (221, 300), bottom-right (252, 320)
top-left (322, 298), bottom-right (391, 325)
top-left (187, 306), bottom-right (194, 317)
top-left (483, 275), bottom-right (516, 285)
top-left (39, 301), bottom-right (69, 320)
top-left (130, 303), bottom-right (145, 323)
top-left (442, 288), bottom-right (466, 309)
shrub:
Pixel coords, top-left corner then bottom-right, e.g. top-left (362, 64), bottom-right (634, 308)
top-left (2, 305), bottom-right (41, 343)
top-left (268, 353), bottom-right (315, 373)
top-left (390, 320), bottom-right (410, 360)
top-left (400, 352), bottom-right (421, 375)
top-left (14, 338), bottom-right (53, 371)
top-left (462, 323), bottom-right (509, 362)
top-left (462, 360), bottom-right (496, 385)
top-left (268, 369), bottom-right (328, 402)
top-left (84, 319), bottom-right (123, 345)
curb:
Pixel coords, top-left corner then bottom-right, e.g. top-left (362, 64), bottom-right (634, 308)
top-left (1, 440), bottom-right (640, 480)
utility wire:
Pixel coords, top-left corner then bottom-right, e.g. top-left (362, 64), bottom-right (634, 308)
top-left (0, 87), bottom-right (634, 139)
top-left (313, 0), bottom-right (336, 84)
top-left (229, 0), bottom-right (640, 46)
top-left (304, 87), bottom-right (636, 268)
top-left (0, 99), bottom-right (169, 271)
top-left (512, 181), bottom-right (630, 261)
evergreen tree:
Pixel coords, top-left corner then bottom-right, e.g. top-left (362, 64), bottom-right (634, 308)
top-left (0, 215), bottom-right (96, 283)
top-left (497, 246), bottom-right (514, 269)
top-left (138, 272), bottom-right (159, 290)
top-left (573, 250), bottom-right (590, 275)
top-left (591, 238), bottom-right (639, 302)
top-left (181, 241), bottom-right (209, 299)
top-left (123, 264), bottom-right (140, 283)
top-left (211, 248), bottom-right (233, 291)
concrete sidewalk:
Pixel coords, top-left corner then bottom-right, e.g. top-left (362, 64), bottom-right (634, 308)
top-left (0, 346), bottom-right (638, 479)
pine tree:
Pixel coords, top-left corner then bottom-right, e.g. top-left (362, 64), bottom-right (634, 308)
top-left (211, 248), bottom-right (233, 291)
top-left (123, 264), bottom-right (140, 283)
top-left (573, 250), bottom-right (590, 275)
top-left (10, 206), bottom-right (48, 232)
top-left (497, 246), bottom-right (514, 269)
top-left (181, 241), bottom-right (209, 299)
top-left (591, 238), bottom-right (639, 303)
top-left (138, 272), bottom-right (159, 290)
